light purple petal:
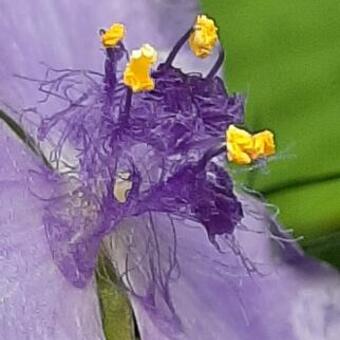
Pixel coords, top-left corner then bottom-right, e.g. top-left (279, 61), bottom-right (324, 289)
top-left (0, 0), bottom-right (203, 117)
top-left (0, 122), bottom-right (104, 339)
top-left (110, 196), bottom-right (340, 340)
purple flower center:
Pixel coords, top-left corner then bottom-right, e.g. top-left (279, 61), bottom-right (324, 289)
top-left (34, 32), bottom-right (245, 288)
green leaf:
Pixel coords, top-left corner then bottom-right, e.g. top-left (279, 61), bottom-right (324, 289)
top-left (96, 252), bottom-right (136, 340)
top-left (201, 0), bottom-right (340, 267)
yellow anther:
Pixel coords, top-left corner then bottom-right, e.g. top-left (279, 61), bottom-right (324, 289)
top-left (226, 125), bottom-right (276, 165)
top-left (227, 142), bottom-right (252, 165)
top-left (123, 43), bottom-right (157, 92)
top-left (252, 130), bottom-right (276, 159)
top-left (226, 125), bottom-right (253, 165)
top-left (189, 15), bottom-right (218, 58)
top-left (101, 23), bottom-right (125, 48)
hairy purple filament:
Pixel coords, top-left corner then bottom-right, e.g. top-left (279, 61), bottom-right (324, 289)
top-left (33, 26), bottom-right (245, 296)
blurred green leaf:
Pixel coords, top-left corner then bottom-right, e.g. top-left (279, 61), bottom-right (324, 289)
top-left (201, 0), bottom-right (340, 266)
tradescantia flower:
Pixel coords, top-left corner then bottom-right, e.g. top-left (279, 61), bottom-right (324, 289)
top-left (0, 1), bottom-right (340, 340)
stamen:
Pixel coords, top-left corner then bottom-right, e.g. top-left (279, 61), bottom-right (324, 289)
top-left (101, 23), bottom-right (125, 48)
top-left (103, 41), bottom-right (126, 85)
top-left (104, 47), bottom-right (117, 88)
top-left (198, 142), bottom-right (226, 169)
top-left (226, 125), bottom-right (253, 165)
top-left (164, 27), bottom-right (193, 67)
top-left (206, 47), bottom-right (225, 80)
top-left (252, 130), bottom-right (276, 159)
top-left (121, 87), bottom-right (132, 123)
top-left (226, 125), bottom-right (276, 165)
top-left (189, 15), bottom-right (218, 59)
top-left (123, 44), bottom-right (157, 92)
top-left (100, 27), bottom-right (127, 113)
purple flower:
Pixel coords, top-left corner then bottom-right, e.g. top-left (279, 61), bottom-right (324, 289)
top-left (1, 1), bottom-right (340, 339)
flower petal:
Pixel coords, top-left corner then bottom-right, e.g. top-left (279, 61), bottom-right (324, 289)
top-left (110, 196), bottom-right (340, 340)
top-left (0, 0), bottom-right (202, 115)
top-left (0, 121), bottom-right (104, 339)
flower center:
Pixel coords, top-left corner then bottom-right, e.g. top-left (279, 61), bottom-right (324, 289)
top-left (34, 15), bottom-right (273, 288)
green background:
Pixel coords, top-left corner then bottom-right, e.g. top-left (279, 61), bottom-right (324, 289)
top-left (201, 0), bottom-right (340, 267)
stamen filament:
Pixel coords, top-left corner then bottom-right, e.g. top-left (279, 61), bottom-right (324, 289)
top-left (206, 47), bottom-right (225, 80)
top-left (102, 40), bottom-right (126, 115)
top-left (120, 87), bottom-right (132, 123)
top-left (104, 48), bottom-right (117, 88)
top-left (198, 142), bottom-right (226, 169)
top-left (164, 28), bottom-right (194, 67)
